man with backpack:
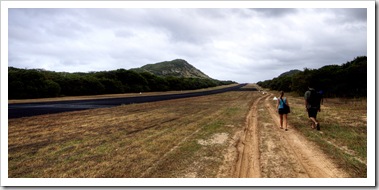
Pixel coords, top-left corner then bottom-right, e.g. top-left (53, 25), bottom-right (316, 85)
top-left (304, 86), bottom-right (322, 130)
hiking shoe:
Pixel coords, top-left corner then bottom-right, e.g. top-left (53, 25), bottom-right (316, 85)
top-left (316, 123), bottom-right (320, 130)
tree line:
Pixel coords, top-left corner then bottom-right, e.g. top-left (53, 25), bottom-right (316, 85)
top-left (257, 56), bottom-right (367, 98)
top-left (9, 68), bottom-right (236, 99)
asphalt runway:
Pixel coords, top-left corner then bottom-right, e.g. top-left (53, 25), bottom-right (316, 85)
top-left (9, 83), bottom-right (256, 119)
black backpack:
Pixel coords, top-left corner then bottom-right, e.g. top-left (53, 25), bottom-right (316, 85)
top-left (308, 89), bottom-right (321, 108)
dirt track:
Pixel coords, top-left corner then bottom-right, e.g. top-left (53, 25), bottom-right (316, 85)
top-left (233, 92), bottom-right (349, 178)
top-left (233, 94), bottom-right (268, 177)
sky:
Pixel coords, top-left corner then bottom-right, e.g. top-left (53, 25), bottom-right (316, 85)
top-left (8, 7), bottom-right (367, 83)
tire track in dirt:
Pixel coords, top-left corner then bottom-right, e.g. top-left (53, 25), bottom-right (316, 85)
top-left (234, 93), bottom-right (269, 178)
top-left (263, 94), bottom-right (349, 178)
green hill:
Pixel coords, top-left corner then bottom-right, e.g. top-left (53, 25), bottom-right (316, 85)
top-left (278, 69), bottom-right (301, 77)
top-left (132, 59), bottom-right (211, 79)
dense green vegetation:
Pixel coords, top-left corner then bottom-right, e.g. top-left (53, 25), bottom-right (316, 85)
top-left (9, 67), bottom-right (235, 99)
top-left (257, 56), bottom-right (367, 98)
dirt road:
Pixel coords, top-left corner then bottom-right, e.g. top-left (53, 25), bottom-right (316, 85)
top-left (232, 92), bottom-right (349, 178)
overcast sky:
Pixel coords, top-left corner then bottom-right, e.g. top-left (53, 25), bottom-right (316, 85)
top-left (8, 8), bottom-right (367, 83)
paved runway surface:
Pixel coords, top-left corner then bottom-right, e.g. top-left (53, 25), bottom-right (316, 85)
top-left (9, 84), bottom-right (256, 119)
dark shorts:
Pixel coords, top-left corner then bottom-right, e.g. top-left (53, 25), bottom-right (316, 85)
top-left (278, 108), bottom-right (289, 115)
top-left (307, 108), bottom-right (318, 118)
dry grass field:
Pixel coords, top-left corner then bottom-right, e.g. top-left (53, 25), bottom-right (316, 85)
top-left (8, 84), bottom-right (367, 178)
top-left (8, 84), bottom-right (259, 178)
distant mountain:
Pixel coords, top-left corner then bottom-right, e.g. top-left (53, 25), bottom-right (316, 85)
top-left (278, 69), bottom-right (301, 77)
top-left (131, 59), bottom-right (211, 79)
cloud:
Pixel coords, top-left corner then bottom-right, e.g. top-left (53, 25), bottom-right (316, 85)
top-left (251, 8), bottom-right (298, 18)
top-left (8, 8), bottom-right (367, 83)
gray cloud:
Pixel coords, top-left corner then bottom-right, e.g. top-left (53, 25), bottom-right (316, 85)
top-left (251, 8), bottom-right (298, 18)
top-left (8, 8), bottom-right (367, 83)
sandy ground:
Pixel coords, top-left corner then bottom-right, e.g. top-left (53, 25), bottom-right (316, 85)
top-left (227, 92), bottom-right (349, 178)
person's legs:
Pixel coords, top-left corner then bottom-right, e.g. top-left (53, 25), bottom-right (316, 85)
top-left (314, 117), bottom-right (320, 130)
top-left (309, 117), bottom-right (317, 128)
top-left (279, 114), bottom-right (283, 129)
top-left (308, 108), bottom-right (319, 130)
top-left (283, 114), bottom-right (288, 131)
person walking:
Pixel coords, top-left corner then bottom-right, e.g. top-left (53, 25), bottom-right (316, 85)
top-left (277, 91), bottom-right (289, 131)
top-left (304, 87), bottom-right (322, 130)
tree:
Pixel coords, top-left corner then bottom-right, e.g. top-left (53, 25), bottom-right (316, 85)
top-left (257, 56), bottom-right (367, 98)
top-left (8, 66), bottom-right (237, 99)
top-left (44, 80), bottom-right (61, 97)
top-left (99, 78), bottom-right (124, 94)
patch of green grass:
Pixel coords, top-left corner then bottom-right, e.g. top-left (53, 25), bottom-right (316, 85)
top-left (224, 107), bottom-right (240, 116)
top-left (325, 124), bottom-right (367, 157)
top-left (199, 121), bottom-right (225, 137)
top-left (316, 139), bottom-right (367, 177)
top-left (145, 140), bottom-right (203, 177)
